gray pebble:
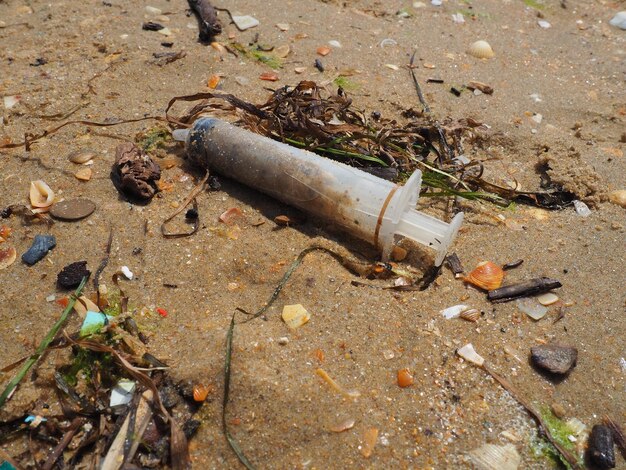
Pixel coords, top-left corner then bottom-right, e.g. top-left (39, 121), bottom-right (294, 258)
top-left (530, 344), bottom-right (577, 374)
top-left (22, 235), bottom-right (56, 266)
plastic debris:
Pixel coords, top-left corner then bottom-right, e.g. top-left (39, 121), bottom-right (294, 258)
top-left (110, 379), bottom-right (136, 407)
top-left (0, 461), bottom-right (17, 470)
top-left (121, 266), bottom-right (134, 280)
top-left (440, 304), bottom-right (468, 319)
top-left (282, 304), bottom-right (310, 329)
top-left (468, 443), bottom-right (520, 470)
top-left (609, 11), bottom-right (626, 30)
top-left (457, 343), bottom-right (485, 366)
top-left (80, 311), bottom-right (114, 336)
top-left (231, 15), bottom-right (259, 31)
top-left (516, 297), bottom-right (548, 320)
top-left (24, 415), bottom-right (47, 427)
top-left (573, 200), bottom-right (591, 217)
top-left (22, 235), bottom-right (56, 266)
top-left (177, 118), bottom-right (463, 265)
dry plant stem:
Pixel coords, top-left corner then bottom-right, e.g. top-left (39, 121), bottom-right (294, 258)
top-left (95, 226), bottom-right (114, 307)
top-left (0, 449), bottom-right (24, 470)
top-left (487, 277), bottom-right (562, 303)
top-left (161, 172), bottom-right (209, 238)
top-left (0, 278), bottom-right (87, 408)
top-left (603, 415), bottom-right (626, 460)
top-left (482, 364), bottom-right (582, 469)
top-left (42, 417), bottom-right (86, 470)
top-left (408, 50), bottom-right (430, 113)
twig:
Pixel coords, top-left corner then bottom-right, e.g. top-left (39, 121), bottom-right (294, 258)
top-left (0, 278), bottom-right (87, 408)
top-left (487, 277), bottom-right (562, 303)
top-left (161, 172), bottom-right (209, 238)
top-left (42, 417), bottom-right (86, 470)
top-left (408, 50), bottom-right (430, 113)
top-left (482, 364), bottom-right (583, 469)
top-left (603, 415), bottom-right (626, 460)
top-left (95, 226), bottom-right (114, 307)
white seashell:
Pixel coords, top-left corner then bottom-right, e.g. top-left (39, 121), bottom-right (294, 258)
top-left (517, 297), bottom-right (548, 320)
top-left (379, 38), bottom-right (398, 48)
top-left (232, 15), bottom-right (259, 31)
top-left (573, 200), bottom-right (591, 217)
top-left (440, 304), bottom-right (468, 320)
top-left (328, 40), bottom-right (342, 48)
top-left (452, 13), bottom-right (465, 24)
top-left (468, 443), bottom-right (521, 470)
top-left (384, 64), bottom-right (400, 71)
top-left (537, 20), bottom-right (551, 29)
top-left (29, 180), bottom-right (55, 208)
top-left (68, 149), bottom-right (97, 164)
top-left (145, 6), bottom-right (162, 15)
top-left (609, 11), bottom-right (626, 30)
top-left (457, 343), bottom-right (484, 366)
top-left (565, 418), bottom-right (587, 437)
top-left (468, 40), bottom-right (495, 59)
top-left (537, 292), bottom-right (559, 306)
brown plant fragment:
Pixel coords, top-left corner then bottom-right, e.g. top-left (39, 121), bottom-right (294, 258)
top-left (113, 142), bottom-right (161, 201)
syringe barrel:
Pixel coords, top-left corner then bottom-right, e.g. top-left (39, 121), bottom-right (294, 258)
top-left (187, 117), bottom-right (395, 245)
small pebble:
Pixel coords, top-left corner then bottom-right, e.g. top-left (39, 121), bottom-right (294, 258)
top-left (46, 294), bottom-right (56, 302)
top-left (588, 425), bottom-right (616, 469)
top-left (282, 304), bottom-right (310, 329)
top-left (277, 337), bottom-right (289, 345)
top-left (538, 20), bottom-right (551, 28)
top-left (608, 190), bottom-right (626, 208)
top-left (530, 344), bottom-right (577, 374)
top-left (551, 402), bottom-right (567, 419)
top-left (573, 200), bottom-right (591, 217)
top-left (22, 235), bottom-right (56, 266)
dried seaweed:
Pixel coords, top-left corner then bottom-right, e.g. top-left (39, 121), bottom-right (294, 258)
top-left (166, 81), bottom-right (573, 209)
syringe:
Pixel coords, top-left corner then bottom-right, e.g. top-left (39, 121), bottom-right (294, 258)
top-left (173, 118), bottom-right (463, 266)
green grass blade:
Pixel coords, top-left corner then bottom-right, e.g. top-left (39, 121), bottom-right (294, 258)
top-left (0, 277), bottom-right (87, 409)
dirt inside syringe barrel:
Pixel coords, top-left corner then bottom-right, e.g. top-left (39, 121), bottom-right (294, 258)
top-left (203, 136), bottom-right (375, 243)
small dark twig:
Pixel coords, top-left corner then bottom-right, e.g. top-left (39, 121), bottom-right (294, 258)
top-left (487, 277), bottom-right (562, 303)
top-left (42, 418), bottom-right (86, 470)
top-left (408, 51), bottom-right (430, 114)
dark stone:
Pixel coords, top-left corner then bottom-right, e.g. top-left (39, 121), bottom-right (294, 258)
top-left (22, 235), bottom-right (56, 266)
top-left (49, 198), bottom-right (96, 221)
top-left (530, 344), bottom-right (578, 374)
top-left (208, 175), bottom-right (221, 190)
top-left (142, 21), bottom-right (164, 31)
top-left (57, 261), bottom-right (90, 288)
top-left (185, 208), bottom-right (198, 220)
top-left (588, 425), bottom-right (615, 469)
top-left (182, 419), bottom-right (201, 439)
top-left (159, 384), bottom-right (180, 409)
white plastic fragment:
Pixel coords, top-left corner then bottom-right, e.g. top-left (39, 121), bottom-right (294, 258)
top-left (516, 297), bottom-right (548, 320)
top-left (3, 95), bottom-right (20, 109)
top-left (537, 20), bottom-right (551, 29)
top-left (609, 11), bottom-right (626, 30)
top-left (440, 304), bottom-right (468, 320)
top-left (468, 443), bottom-right (521, 470)
top-left (531, 113), bottom-right (543, 124)
top-left (452, 13), bottom-right (465, 24)
top-left (232, 15), bottom-right (259, 31)
top-left (573, 200), bottom-right (591, 217)
top-left (121, 265), bottom-right (134, 280)
top-left (46, 294), bottom-right (56, 302)
top-left (457, 343), bottom-right (485, 366)
top-left (110, 379), bottom-right (136, 407)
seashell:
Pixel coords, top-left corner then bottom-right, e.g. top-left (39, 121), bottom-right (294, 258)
top-left (516, 297), bottom-right (548, 320)
top-left (68, 149), bottom-right (97, 164)
top-left (608, 189), bottom-right (626, 208)
top-left (193, 384), bottom-right (209, 402)
top-left (464, 261), bottom-right (504, 291)
top-left (468, 40), bottom-right (495, 59)
top-left (537, 292), bottom-right (559, 306)
top-left (29, 180), bottom-right (55, 208)
top-left (468, 443), bottom-right (520, 470)
top-left (609, 11), bottom-right (626, 30)
top-left (440, 304), bottom-right (468, 320)
top-left (460, 308), bottom-right (481, 322)
top-left (360, 428), bottom-right (379, 458)
top-left (330, 418), bottom-right (355, 433)
top-left (0, 246), bottom-right (17, 270)
top-left (74, 167), bottom-right (92, 181)
top-left (397, 368), bottom-right (414, 388)
top-left (457, 343), bottom-right (484, 366)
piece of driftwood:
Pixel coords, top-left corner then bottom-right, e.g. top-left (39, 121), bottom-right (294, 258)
top-left (487, 277), bottom-right (562, 303)
top-left (188, 0), bottom-right (221, 42)
top-left (445, 252), bottom-right (464, 275)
